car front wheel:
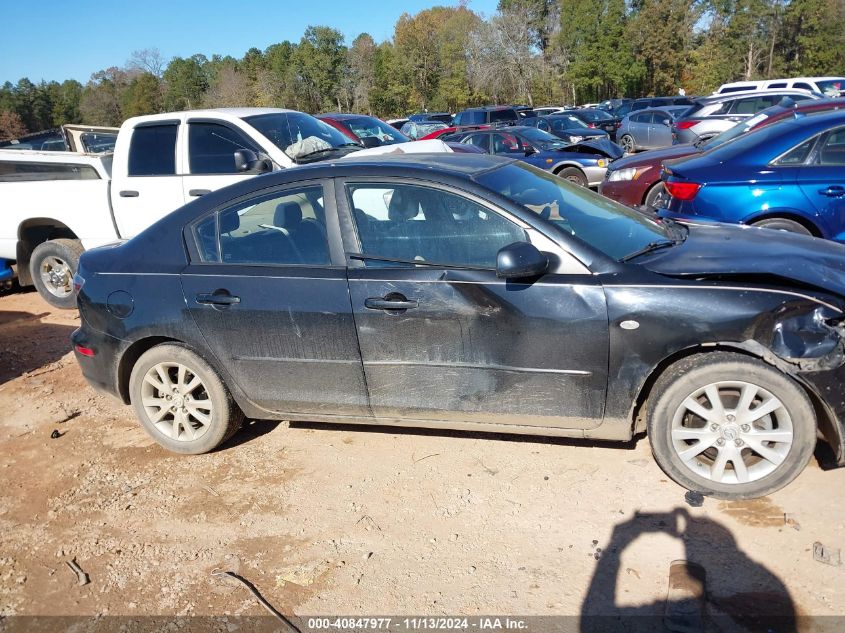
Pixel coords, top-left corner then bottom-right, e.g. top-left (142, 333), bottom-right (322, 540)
top-left (648, 352), bottom-right (816, 499)
top-left (620, 134), bottom-right (635, 154)
top-left (129, 344), bottom-right (243, 454)
top-left (557, 167), bottom-right (588, 187)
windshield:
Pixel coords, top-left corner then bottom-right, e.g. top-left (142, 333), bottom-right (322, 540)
top-left (552, 115), bottom-right (589, 129)
top-left (346, 117), bottom-right (409, 144)
top-left (243, 112), bottom-right (357, 160)
top-left (518, 127), bottom-right (567, 148)
top-left (489, 109), bottom-right (517, 123)
top-left (475, 162), bottom-right (671, 260)
top-left (578, 110), bottom-right (613, 122)
top-left (818, 80), bottom-right (844, 97)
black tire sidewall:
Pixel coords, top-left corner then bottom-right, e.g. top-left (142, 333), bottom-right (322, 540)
top-left (558, 167), bottom-right (587, 187)
top-left (621, 135), bottom-right (634, 152)
top-left (751, 218), bottom-right (811, 235)
top-left (645, 182), bottom-right (667, 208)
top-left (648, 354), bottom-right (816, 500)
top-left (29, 239), bottom-right (83, 309)
top-left (129, 344), bottom-right (240, 454)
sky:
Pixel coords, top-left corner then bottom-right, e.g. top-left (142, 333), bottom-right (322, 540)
top-left (0, 0), bottom-right (500, 84)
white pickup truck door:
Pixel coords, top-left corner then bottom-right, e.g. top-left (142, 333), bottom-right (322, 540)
top-left (111, 120), bottom-right (186, 239)
top-left (181, 120), bottom-right (264, 203)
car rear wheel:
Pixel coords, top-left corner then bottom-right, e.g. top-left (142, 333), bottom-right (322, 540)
top-left (620, 134), bottom-right (635, 154)
top-left (557, 167), bottom-right (588, 187)
top-left (29, 239), bottom-right (84, 310)
top-left (644, 182), bottom-right (669, 209)
top-left (750, 218), bottom-right (812, 236)
top-left (129, 344), bottom-right (243, 454)
top-left (647, 352), bottom-right (816, 500)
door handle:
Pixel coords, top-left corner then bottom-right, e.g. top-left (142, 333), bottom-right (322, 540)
top-left (196, 291), bottom-right (241, 306)
top-left (365, 295), bottom-right (418, 311)
top-left (119, 190), bottom-right (139, 198)
top-left (819, 186), bottom-right (845, 197)
top-left (189, 189), bottom-right (211, 197)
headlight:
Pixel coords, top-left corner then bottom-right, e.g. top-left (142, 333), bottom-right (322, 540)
top-left (607, 166), bottom-right (652, 182)
top-left (569, 135), bottom-right (584, 143)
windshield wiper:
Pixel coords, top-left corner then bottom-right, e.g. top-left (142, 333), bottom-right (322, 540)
top-left (620, 239), bottom-right (678, 262)
top-left (292, 143), bottom-right (362, 162)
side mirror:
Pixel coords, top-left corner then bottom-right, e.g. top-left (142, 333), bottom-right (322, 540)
top-left (234, 149), bottom-right (272, 174)
top-left (524, 145), bottom-right (538, 155)
top-left (496, 241), bottom-right (549, 279)
top-left (360, 137), bottom-right (382, 148)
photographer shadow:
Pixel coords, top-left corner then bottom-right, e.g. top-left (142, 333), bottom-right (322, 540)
top-left (579, 508), bottom-right (796, 633)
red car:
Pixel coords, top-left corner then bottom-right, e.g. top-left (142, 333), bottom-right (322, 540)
top-left (599, 98), bottom-right (845, 208)
top-left (317, 113), bottom-right (486, 154)
top-left (418, 124), bottom-right (489, 141)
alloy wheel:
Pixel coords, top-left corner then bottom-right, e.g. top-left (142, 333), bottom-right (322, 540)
top-left (140, 362), bottom-right (214, 441)
top-left (670, 381), bottom-right (793, 485)
top-left (39, 256), bottom-right (73, 298)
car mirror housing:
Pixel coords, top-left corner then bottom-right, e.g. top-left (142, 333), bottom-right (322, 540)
top-left (496, 241), bottom-right (549, 279)
top-left (234, 149), bottom-right (272, 174)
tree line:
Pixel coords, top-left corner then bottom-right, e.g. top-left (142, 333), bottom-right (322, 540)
top-left (1, 0), bottom-right (843, 140)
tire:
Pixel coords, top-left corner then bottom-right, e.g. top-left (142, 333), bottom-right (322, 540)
top-left (620, 134), bottom-right (635, 154)
top-left (557, 167), bottom-right (588, 187)
top-left (644, 182), bottom-right (669, 209)
top-left (29, 239), bottom-right (84, 309)
top-left (647, 352), bottom-right (816, 500)
top-left (751, 217), bottom-right (812, 236)
top-left (129, 344), bottom-right (243, 454)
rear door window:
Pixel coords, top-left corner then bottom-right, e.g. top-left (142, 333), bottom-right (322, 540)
top-left (817, 128), bottom-right (845, 165)
top-left (128, 124), bottom-right (178, 176)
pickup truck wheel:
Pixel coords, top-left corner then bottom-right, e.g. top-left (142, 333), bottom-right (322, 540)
top-left (29, 239), bottom-right (84, 309)
top-left (647, 352), bottom-right (816, 500)
top-left (557, 167), bottom-right (588, 187)
top-left (129, 344), bottom-right (243, 454)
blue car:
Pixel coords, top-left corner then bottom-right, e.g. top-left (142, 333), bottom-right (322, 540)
top-left (0, 259), bottom-right (13, 289)
top-left (443, 126), bottom-right (623, 187)
top-left (661, 110), bottom-right (845, 240)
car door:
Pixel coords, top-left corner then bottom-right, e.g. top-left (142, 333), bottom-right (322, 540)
top-left (181, 120), bottom-right (266, 202)
top-left (798, 126), bottom-right (845, 241)
top-left (180, 179), bottom-right (371, 416)
top-left (336, 178), bottom-right (609, 429)
top-left (462, 133), bottom-right (490, 153)
top-left (111, 120), bottom-right (186, 238)
top-left (649, 111), bottom-right (673, 148)
top-left (628, 113), bottom-right (649, 148)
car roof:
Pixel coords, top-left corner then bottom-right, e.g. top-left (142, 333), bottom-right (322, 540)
top-left (462, 106), bottom-right (517, 112)
top-left (317, 113), bottom-right (377, 121)
top-left (694, 88), bottom-right (820, 104)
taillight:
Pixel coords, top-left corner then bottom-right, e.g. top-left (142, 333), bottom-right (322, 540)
top-left (588, 123), bottom-right (596, 128)
top-left (674, 120), bottom-right (698, 130)
top-left (615, 121), bottom-right (622, 128)
top-left (665, 181), bottom-right (702, 201)
top-left (75, 344), bottom-right (96, 357)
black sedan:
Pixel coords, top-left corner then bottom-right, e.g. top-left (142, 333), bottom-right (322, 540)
top-left (569, 108), bottom-right (620, 139)
top-left (72, 154), bottom-right (845, 500)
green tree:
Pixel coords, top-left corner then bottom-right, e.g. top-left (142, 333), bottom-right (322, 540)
top-left (163, 55), bottom-right (209, 110)
top-left (122, 72), bottom-right (163, 118)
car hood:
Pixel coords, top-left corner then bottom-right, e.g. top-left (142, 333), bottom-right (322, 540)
top-left (557, 137), bottom-right (624, 159)
top-left (638, 222), bottom-right (845, 300)
top-left (610, 143), bottom-right (698, 170)
top-left (557, 128), bottom-right (606, 138)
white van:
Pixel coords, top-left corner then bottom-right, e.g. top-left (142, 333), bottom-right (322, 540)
top-left (714, 77), bottom-right (844, 97)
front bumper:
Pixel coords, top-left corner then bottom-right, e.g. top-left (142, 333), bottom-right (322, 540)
top-left (583, 165), bottom-right (610, 188)
top-left (599, 177), bottom-right (650, 206)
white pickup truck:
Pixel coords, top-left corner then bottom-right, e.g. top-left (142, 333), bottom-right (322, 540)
top-left (0, 108), bottom-right (447, 307)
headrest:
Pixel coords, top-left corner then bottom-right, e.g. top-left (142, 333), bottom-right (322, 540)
top-left (220, 209), bottom-right (240, 234)
top-left (274, 202), bottom-right (303, 229)
top-left (388, 188), bottom-right (420, 221)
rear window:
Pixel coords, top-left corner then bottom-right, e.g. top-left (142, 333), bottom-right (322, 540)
top-left (489, 109), bottom-right (518, 123)
top-left (0, 161), bottom-right (100, 182)
top-left (128, 124), bottom-right (178, 176)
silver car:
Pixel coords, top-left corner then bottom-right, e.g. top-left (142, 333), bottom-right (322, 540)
top-left (617, 106), bottom-right (690, 153)
top-left (671, 89), bottom-right (823, 144)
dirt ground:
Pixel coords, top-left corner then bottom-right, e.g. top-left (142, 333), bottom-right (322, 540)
top-left (1, 286), bottom-right (844, 631)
